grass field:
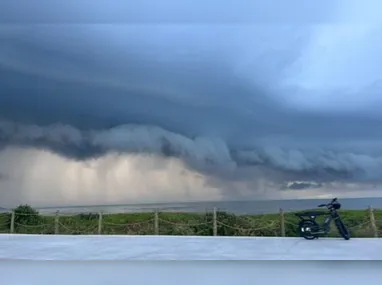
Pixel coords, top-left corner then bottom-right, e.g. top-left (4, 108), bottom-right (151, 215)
top-left (1, 205), bottom-right (381, 237)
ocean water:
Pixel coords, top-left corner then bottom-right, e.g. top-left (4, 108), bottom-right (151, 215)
top-left (25, 197), bottom-right (382, 215)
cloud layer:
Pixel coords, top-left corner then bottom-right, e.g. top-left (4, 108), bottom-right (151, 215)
top-left (1, 3), bottom-right (382, 205)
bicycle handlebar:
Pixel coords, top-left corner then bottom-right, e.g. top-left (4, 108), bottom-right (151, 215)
top-left (317, 197), bottom-right (338, 208)
top-left (331, 197), bottom-right (338, 203)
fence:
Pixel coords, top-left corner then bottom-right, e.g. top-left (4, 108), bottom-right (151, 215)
top-left (1, 206), bottom-right (382, 237)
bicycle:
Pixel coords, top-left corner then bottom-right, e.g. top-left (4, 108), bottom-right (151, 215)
top-left (295, 198), bottom-right (350, 240)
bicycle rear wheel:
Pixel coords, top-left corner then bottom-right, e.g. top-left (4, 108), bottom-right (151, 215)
top-left (298, 220), bottom-right (319, 240)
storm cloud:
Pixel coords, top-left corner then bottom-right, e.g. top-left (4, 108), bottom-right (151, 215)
top-left (1, 1), bottom-right (382, 206)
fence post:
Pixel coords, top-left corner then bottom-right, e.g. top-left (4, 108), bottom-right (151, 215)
top-left (279, 208), bottom-right (285, 237)
top-left (54, 210), bottom-right (60, 235)
top-left (10, 211), bottom-right (15, 234)
top-left (212, 207), bottom-right (217, 236)
top-left (369, 205), bottom-right (378, 238)
top-left (154, 210), bottom-right (159, 235)
top-left (98, 211), bottom-right (103, 235)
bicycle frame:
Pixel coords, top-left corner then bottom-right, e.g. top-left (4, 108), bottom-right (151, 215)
top-left (322, 214), bottom-right (333, 232)
top-left (317, 209), bottom-right (341, 233)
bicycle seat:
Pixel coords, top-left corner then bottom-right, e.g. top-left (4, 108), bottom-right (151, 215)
top-left (295, 211), bottom-right (328, 217)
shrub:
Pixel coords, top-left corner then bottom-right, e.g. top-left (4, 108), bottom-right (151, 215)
top-left (7, 204), bottom-right (42, 230)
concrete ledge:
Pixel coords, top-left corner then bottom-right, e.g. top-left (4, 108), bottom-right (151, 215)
top-left (1, 234), bottom-right (381, 260)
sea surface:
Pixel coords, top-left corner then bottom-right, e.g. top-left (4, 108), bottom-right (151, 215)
top-left (5, 197), bottom-right (380, 215)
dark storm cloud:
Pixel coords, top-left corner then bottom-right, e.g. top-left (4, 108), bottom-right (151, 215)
top-left (1, 23), bottom-right (382, 184)
top-left (282, 181), bottom-right (322, 191)
top-left (0, 172), bottom-right (7, 181)
top-left (0, 0), bottom-right (336, 24)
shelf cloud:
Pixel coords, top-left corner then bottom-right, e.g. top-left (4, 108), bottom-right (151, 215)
top-left (1, 1), bottom-right (382, 206)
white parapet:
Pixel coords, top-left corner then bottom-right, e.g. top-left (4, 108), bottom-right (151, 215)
top-left (0, 234), bottom-right (381, 260)
top-left (0, 235), bottom-right (380, 284)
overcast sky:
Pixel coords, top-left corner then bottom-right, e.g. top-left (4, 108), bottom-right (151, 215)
top-left (1, 1), bottom-right (382, 207)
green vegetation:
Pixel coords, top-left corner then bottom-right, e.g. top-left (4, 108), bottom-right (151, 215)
top-left (0, 204), bottom-right (381, 237)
